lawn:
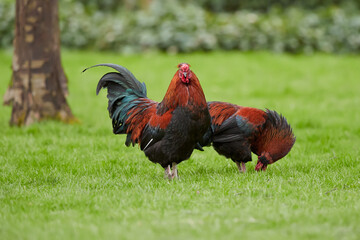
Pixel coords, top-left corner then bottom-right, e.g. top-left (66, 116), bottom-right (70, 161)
top-left (0, 49), bottom-right (360, 240)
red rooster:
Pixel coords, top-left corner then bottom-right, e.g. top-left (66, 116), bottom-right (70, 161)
top-left (199, 101), bottom-right (295, 172)
top-left (84, 63), bottom-right (210, 179)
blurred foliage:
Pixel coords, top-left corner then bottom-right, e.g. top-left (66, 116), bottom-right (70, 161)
top-left (1, 0), bottom-right (360, 53)
top-left (194, 0), bottom-right (359, 12)
top-left (63, 0), bottom-right (360, 12)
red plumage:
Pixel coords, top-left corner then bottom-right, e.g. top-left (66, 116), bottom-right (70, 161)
top-left (85, 63), bottom-right (210, 179)
top-left (125, 98), bottom-right (157, 144)
top-left (206, 101), bottom-right (295, 172)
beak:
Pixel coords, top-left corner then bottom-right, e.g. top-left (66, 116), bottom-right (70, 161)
top-left (183, 72), bottom-right (187, 78)
top-left (255, 161), bottom-right (263, 171)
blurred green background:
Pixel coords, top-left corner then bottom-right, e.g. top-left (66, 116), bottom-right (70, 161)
top-left (1, 0), bottom-right (360, 54)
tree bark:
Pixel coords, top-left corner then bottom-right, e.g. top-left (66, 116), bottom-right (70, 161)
top-left (3, 0), bottom-right (75, 126)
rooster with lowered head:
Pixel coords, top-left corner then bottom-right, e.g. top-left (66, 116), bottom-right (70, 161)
top-left (199, 101), bottom-right (295, 172)
top-left (84, 63), bottom-right (210, 179)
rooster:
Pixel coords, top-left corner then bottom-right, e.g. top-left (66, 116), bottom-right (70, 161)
top-left (83, 63), bottom-right (210, 179)
top-left (199, 101), bottom-right (295, 172)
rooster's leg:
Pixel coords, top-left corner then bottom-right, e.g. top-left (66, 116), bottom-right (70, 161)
top-left (171, 162), bottom-right (178, 179)
top-left (236, 161), bottom-right (246, 173)
top-left (164, 165), bottom-right (172, 180)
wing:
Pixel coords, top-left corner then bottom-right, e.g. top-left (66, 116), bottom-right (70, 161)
top-left (121, 98), bottom-right (157, 146)
top-left (208, 102), bottom-right (251, 143)
top-left (208, 102), bottom-right (266, 143)
top-left (124, 100), bottom-right (173, 150)
top-left (212, 114), bottom-right (254, 143)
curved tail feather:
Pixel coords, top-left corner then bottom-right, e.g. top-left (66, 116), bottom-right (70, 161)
top-left (83, 63), bottom-right (146, 96)
top-left (83, 63), bottom-right (153, 136)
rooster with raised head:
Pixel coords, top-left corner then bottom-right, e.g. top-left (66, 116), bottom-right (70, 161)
top-left (84, 63), bottom-right (210, 179)
top-left (199, 101), bottom-right (295, 172)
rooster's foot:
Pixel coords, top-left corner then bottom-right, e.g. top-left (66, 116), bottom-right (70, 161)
top-left (171, 162), bottom-right (178, 179)
top-left (164, 165), bottom-right (173, 180)
top-left (236, 161), bottom-right (246, 173)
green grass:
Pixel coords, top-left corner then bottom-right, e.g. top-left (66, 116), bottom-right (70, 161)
top-left (1, 49), bottom-right (360, 240)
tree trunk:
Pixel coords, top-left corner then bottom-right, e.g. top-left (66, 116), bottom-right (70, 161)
top-left (3, 0), bottom-right (75, 126)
